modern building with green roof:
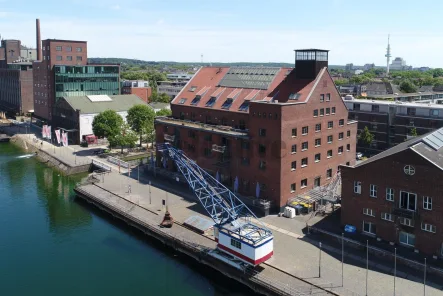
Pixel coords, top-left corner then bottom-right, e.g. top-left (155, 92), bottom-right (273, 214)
top-left (53, 94), bottom-right (145, 144)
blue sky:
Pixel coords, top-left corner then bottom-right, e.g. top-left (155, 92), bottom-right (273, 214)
top-left (1, 0), bottom-right (442, 67)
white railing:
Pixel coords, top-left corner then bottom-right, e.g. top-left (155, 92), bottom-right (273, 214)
top-left (107, 156), bottom-right (129, 168)
top-left (212, 144), bottom-right (226, 153)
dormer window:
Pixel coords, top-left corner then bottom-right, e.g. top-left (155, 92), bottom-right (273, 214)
top-left (189, 86), bottom-right (197, 92)
top-left (221, 98), bottom-right (233, 110)
top-left (238, 100), bottom-right (250, 112)
top-left (206, 97), bottom-right (217, 107)
top-left (289, 93), bottom-right (301, 100)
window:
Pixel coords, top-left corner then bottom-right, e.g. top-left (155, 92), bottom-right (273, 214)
top-left (238, 100), bottom-right (250, 111)
top-left (231, 238), bottom-right (241, 249)
top-left (259, 144), bottom-right (266, 154)
top-left (313, 109), bottom-right (318, 117)
top-left (326, 169), bottom-right (332, 179)
top-left (363, 221), bottom-right (376, 235)
top-left (301, 179), bottom-right (307, 188)
top-left (339, 132), bottom-right (344, 140)
top-left (291, 144), bottom-right (297, 154)
top-left (291, 161), bottom-right (296, 171)
top-left (76, 56), bottom-right (82, 61)
top-left (381, 213), bottom-right (393, 222)
top-left (422, 223), bottom-right (436, 233)
top-left (204, 134), bottom-right (212, 141)
top-left (363, 208), bottom-right (375, 217)
top-left (206, 97), bottom-right (217, 107)
top-left (302, 126), bottom-right (308, 135)
top-left (327, 135), bottom-right (333, 143)
top-left (385, 188), bottom-right (394, 202)
top-left (259, 160), bottom-right (266, 170)
top-left (221, 98), bottom-right (233, 109)
top-left (66, 56), bottom-right (72, 61)
top-left (346, 144), bottom-right (350, 151)
top-left (328, 121), bottom-right (333, 129)
top-left (302, 142), bottom-right (308, 151)
top-left (204, 148), bottom-right (212, 156)
top-left (354, 103), bottom-right (360, 111)
top-left (179, 98), bottom-right (187, 104)
top-left (241, 157), bottom-right (250, 165)
top-left (315, 123), bottom-right (321, 132)
top-left (291, 183), bottom-right (296, 192)
top-left (326, 108), bottom-right (330, 115)
top-left (320, 109), bottom-right (325, 116)
top-left (301, 158), bottom-right (308, 167)
top-left (326, 93), bottom-right (331, 101)
top-left (399, 191), bottom-right (417, 211)
top-left (259, 128), bottom-right (266, 137)
top-left (66, 46), bottom-right (72, 52)
top-left (56, 46), bottom-right (62, 51)
top-left (242, 141), bottom-right (250, 150)
top-left (430, 109), bottom-right (439, 117)
top-left (338, 146), bottom-right (343, 154)
top-left (407, 108), bottom-right (416, 116)
top-left (369, 184), bottom-right (377, 198)
top-left (332, 107), bottom-right (336, 114)
top-left (400, 217), bottom-right (414, 227)
top-left (404, 165), bottom-right (415, 175)
top-left (315, 153), bottom-right (321, 162)
top-left (339, 119), bottom-right (344, 126)
top-left (423, 196), bottom-right (432, 210)
top-left (399, 232), bottom-right (415, 247)
top-left (327, 150), bottom-right (332, 158)
top-left (347, 130), bottom-right (351, 137)
top-left (315, 138), bottom-right (321, 147)
top-left (76, 47), bottom-right (82, 52)
top-left (289, 93), bottom-right (301, 100)
top-left (354, 181), bottom-right (361, 194)
top-left (56, 56), bottom-right (62, 61)
top-left (289, 128), bottom-right (297, 138)
top-left (320, 94), bottom-right (324, 102)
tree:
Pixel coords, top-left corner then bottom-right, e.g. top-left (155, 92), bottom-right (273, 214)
top-left (399, 79), bottom-right (418, 93)
top-left (108, 123), bottom-right (138, 153)
top-left (410, 127), bottom-right (418, 137)
top-left (92, 110), bottom-right (124, 147)
top-left (150, 92), bottom-right (171, 103)
top-left (358, 126), bottom-right (374, 147)
top-left (334, 78), bottom-right (349, 86)
top-left (126, 104), bottom-right (156, 145)
top-left (156, 108), bottom-right (172, 117)
top-left (143, 124), bottom-right (156, 147)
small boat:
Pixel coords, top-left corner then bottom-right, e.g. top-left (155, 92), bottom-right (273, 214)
top-left (0, 134), bottom-right (10, 142)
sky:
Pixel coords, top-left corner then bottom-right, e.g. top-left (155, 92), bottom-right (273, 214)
top-left (1, 0), bottom-right (443, 67)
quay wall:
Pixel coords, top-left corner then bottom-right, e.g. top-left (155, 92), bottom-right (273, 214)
top-left (10, 135), bottom-right (91, 175)
top-left (74, 185), bottom-right (303, 296)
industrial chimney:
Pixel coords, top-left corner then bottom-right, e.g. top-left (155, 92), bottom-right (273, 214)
top-left (36, 18), bottom-right (42, 61)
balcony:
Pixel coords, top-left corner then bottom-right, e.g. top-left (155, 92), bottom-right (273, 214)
top-left (392, 206), bottom-right (419, 220)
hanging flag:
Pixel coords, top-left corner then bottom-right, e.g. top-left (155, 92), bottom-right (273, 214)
top-left (42, 125), bottom-right (47, 138)
top-left (47, 126), bottom-right (52, 140)
top-left (62, 132), bottom-right (68, 147)
top-left (55, 130), bottom-right (61, 144)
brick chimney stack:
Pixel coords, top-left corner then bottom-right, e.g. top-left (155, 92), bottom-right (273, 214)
top-left (36, 18), bottom-right (42, 61)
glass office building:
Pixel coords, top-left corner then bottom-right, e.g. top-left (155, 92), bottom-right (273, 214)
top-left (54, 65), bottom-right (120, 101)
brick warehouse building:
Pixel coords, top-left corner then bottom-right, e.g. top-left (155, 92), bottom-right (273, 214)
top-left (341, 128), bottom-right (443, 256)
top-left (155, 49), bottom-right (357, 210)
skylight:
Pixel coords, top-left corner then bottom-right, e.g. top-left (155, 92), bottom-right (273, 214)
top-left (221, 98), bottom-right (233, 110)
top-left (205, 97), bottom-right (217, 107)
top-left (238, 100), bottom-right (250, 112)
top-left (289, 93), bottom-right (301, 100)
top-left (191, 97), bottom-right (201, 105)
top-left (178, 98), bottom-right (187, 104)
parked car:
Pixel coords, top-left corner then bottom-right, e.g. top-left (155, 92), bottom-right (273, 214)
top-left (356, 152), bottom-right (363, 160)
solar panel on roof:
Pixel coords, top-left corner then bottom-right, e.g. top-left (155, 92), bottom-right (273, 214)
top-left (423, 129), bottom-right (443, 150)
top-left (218, 67), bottom-right (280, 90)
top-left (87, 95), bottom-right (112, 102)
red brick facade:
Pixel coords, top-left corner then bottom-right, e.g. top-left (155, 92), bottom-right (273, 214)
top-left (122, 86), bottom-right (152, 103)
top-left (155, 52), bottom-right (357, 210)
top-left (341, 149), bottom-right (443, 256)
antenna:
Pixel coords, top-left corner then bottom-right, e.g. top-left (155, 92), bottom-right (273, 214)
top-left (385, 34), bottom-right (391, 76)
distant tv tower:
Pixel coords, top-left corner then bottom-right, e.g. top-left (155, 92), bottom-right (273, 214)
top-left (385, 34), bottom-right (391, 76)
top-left (201, 54), bottom-right (203, 64)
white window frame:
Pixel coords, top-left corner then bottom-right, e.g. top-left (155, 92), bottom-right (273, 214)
top-left (301, 158), bottom-right (308, 168)
top-left (381, 212), bottom-right (393, 222)
top-left (327, 135), bottom-right (333, 144)
top-left (363, 208), bottom-right (375, 217)
top-left (399, 217), bottom-right (414, 227)
top-left (290, 183), bottom-right (296, 193)
top-left (230, 238), bottom-right (242, 249)
top-left (362, 221), bottom-right (376, 235)
top-left (386, 188), bottom-right (394, 202)
top-left (423, 196), bottom-right (432, 210)
top-left (399, 191), bottom-right (417, 211)
top-left (339, 132), bottom-right (344, 140)
top-left (302, 142), bottom-right (308, 151)
top-left (328, 121), bottom-right (333, 129)
top-left (291, 144), bottom-right (297, 154)
top-left (354, 181), bottom-right (361, 194)
top-left (421, 223), bottom-right (436, 233)
top-left (315, 153), bottom-right (321, 163)
top-left (302, 126), bottom-right (308, 135)
top-left (291, 161), bottom-right (296, 171)
top-left (399, 231), bottom-right (415, 247)
top-left (315, 138), bottom-right (321, 147)
top-left (301, 179), bottom-right (307, 188)
top-left (338, 146), bottom-right (343, 154)
top-left (327, 150), bottom-right (332, 158)
top-left (369, 184), bottom-right (377, 198)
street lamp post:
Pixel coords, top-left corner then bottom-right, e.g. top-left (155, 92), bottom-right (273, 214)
top-left (319, 242), bottom-right (322, 278)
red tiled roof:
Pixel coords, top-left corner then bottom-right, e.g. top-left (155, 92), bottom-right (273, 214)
top-left (171, 66), bottom-right (310, 113)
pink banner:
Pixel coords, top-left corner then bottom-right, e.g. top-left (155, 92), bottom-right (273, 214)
top-left (42, 125), bottom-right (47, 138)
top-left (62, 132), bottom-right (68, 147)
top-left (55, 130), bottom-right (61, 144)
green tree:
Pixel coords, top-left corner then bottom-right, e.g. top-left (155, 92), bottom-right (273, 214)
top-left (334, 78), bottom-right (349, 86)
top-left (399, 79), bottom-right (418, 93)
top-left (155, 108), bottom-right (172, 116)
top-left (143, 124), bottom-right (156, 147)
top-left (126, 104), bottom-right (156, 145)
top-left (108, 123), bottom-right (138, 153)
top-left (358, 126), bottom-right (374, 147)
top-left (410, 127), bottom-right (418, 137)
top-left (150, 92), bottom-right (171, 103)
top-left (92, 110), bottom-right (124, 147)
